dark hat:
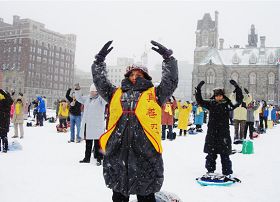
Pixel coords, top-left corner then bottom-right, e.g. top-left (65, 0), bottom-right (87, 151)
top-left (124, 64), bottom-right (152, 80)
top-left (213, 88), bottom-right (225, 96)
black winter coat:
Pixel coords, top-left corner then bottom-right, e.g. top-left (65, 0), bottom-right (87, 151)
top-left (91, 57), bottom-right (178, 196)
top-left (195, 90), bottom-right (242, 155)
top-left (0, 90), bottom-right (13, 133)
top-left (66, 89), bottom-right (82, 116)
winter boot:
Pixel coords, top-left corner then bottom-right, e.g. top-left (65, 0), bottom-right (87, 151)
top-left (79, 159), bottom-right (90, 163)
top-left (96, 159), bottom-right (102, 166)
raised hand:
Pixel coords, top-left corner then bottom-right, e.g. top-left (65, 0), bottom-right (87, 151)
top-left (196, 81), bottom-right (205, 90)
top-left (229, 80), bottom-right (239, 88)
top-left (244, 88), bottom-right (249, 94)
top-left (95, 41), bottom-right (114, 63)
top-left (151, 40), bottom-right (173, 59)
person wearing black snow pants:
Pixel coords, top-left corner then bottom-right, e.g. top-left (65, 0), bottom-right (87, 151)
top-left (0, 89), bottom-right (13, 153)
top-left (195, 80), bottom-right (243, 176)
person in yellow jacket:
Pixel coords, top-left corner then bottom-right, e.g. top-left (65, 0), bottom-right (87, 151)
top-left (91, 41), bottom-right (178, 201)
top-left (57, 99), bottom-right (69, 132)
top-left (177, 100), bottom-right (193, 136)
top-left (230, 88), bottom-right (252, 144)
top-left (12, 97), bottom-right (25, 138)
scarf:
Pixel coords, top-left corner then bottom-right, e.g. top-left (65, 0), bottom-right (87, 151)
top-left (15, 102), bottom-right (22, 115)
top-left (0, 93), bottom-right (4, 100)
top-left (121, 77), bottom-right (154, 92)
top-left (164, 103), bottom-right (173, 115)
top-left (196, 106), bottom-right (203, 115)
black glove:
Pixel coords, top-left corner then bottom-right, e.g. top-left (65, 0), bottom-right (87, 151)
top-left (95, 41), bottom-right (113, 63)
top-left (196, 81), bottom-right (205, 91)
top-left (229, 80), bottom-right (239, 88)
top-left (11, 91), bottom-right (15, 96)
top-left (241, 102), bottom-right (247, 108)
top-left (151, 40), bottom-right (173, 59)
top-left (19, 92), bottom-right (23, 96)
top-left (244, 88), bottom-right (249, 94)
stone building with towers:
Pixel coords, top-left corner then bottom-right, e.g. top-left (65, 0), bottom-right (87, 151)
top-left (192, 11), bottom-right (280, 105)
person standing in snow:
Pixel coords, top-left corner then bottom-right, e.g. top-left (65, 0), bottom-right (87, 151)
top-left (161, 96), bottom-right (177, 140)
top-left (36, 96), bottom-right (46, 126)
top-left (66, 88), bottom-right (82, 143)
top-left (92, 40), bottom-right (178, 202)
top-left (57, 99), bottom-right (69, 133)
top-left (0, 89), bottom-right (13, 153)
top-left (192, 104), bottom-right (205, 132)
top-left (74, 83), bottom-right (106, 165)
top-left (177, 100), bottom-right (192, 136)
top-left (195, 80), bottom-right (243, 177)
top-left (244, 100), bottom-right (259, 139)
top-left (259, 100), bottom-right (268, 133)
top-left (11, 96), bottom-right (25, 139)
top-left (232, 88), bottom-right (252, 144)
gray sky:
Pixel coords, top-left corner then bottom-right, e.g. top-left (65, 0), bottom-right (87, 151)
top-left (1, 1), bottom-right (280, 72)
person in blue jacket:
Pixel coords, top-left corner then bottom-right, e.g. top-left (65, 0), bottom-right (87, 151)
top-left (37, 96), bottom-right (46, 126)
top-left (192, 104), bottom-right (205, 132)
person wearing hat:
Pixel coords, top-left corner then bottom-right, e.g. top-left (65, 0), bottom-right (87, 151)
top-left (74, 83), bottom-right (106, 165)
top-left (195, 80), bottom-right (243, 178)
top-left (66, 87), bottom-right (82, 143)
top-left (0, 89), bottom-right (13, 152)
top-left (91, 40), bottom-right (178, 202)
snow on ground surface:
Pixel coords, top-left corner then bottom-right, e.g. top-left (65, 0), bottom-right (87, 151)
top-left (1, 110), bottom-right (280, 202)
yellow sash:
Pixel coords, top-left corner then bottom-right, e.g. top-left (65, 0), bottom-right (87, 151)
top-left (164, 103), bottom-right (173, 116)
top-left (0, 93), bottom-right (5, 100)
top-left (99, 87), bottom-right (162, 153)
top-left (15, 103), bottom-right (22, 115)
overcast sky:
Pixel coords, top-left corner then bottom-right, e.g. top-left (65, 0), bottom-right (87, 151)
top-left (1, 1), bottom-right (280, 72)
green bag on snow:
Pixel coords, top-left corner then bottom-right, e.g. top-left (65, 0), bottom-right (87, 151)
top-left (242, 140), bottom-right (254, 154)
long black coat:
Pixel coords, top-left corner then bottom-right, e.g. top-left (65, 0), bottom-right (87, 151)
top-left (195, 90), bottom-right (242, 155)
top-left (91, 57), bottom-right (178, 196)
top-left (0, 90), bottom-right (13, 134)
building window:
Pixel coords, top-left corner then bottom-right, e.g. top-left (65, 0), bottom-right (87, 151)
top-left (268, 53), bottom-right (275, 64)
top-left (268, 72), bottom-right (275, 85)
top-left (231, 72), bottom-right (239, 82)
top-left (249, 72), bottom-right (256, 85)
top-left (249, 53), bottom-right (257, 64)
top-left (206, 69), bottom-right (215, 84)
top-left (232, 53), bottom-right (240, 64)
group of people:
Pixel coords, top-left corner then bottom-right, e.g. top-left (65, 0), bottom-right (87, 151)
top-left (1, 40), bottom-right (280, 202)
top-left (161, 97), bottom-right (206, 140)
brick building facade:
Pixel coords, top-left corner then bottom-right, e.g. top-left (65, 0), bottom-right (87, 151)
top-left (0, 15), bottom-right (76, 107)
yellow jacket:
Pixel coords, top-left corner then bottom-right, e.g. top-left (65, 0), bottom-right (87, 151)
top-left (232, 93), bottom-right (252, 121)
top-left (58, 102), bottom-right (69, 118)
top-left (177, 101), bottom-right (192, 130)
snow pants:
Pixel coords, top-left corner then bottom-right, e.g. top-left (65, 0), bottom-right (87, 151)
top-left (234, 119), bottom-right (246, 140)
top-left (112, 191), bottom-right (156, 202)
top-left (205, 153), bottom-right (233, 175)
top-left (259, 116), bottom-right (268, 130)
top-left (162, 125), bottom-right (173, 140)
top-left (14, 123), bottom-right (24, 138)
top-left (244, 122), bottom-right (254, 139)
top-left (0, 132), bottom-right (8, 152)
top-left (38, 112), bottom-right (44, 126)
top-left (93, 139), bottom-right (103, 162)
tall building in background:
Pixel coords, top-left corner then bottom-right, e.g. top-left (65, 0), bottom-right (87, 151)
top-left (107, 57), bottom-right (134, 86)
top-left (192, 11), bottom-right (280, 105)
top-left (0, 15), bottom-right (76, 107)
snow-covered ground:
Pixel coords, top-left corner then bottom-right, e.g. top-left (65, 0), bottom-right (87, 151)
top-left (1, 111), bottom-right (280, 202)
